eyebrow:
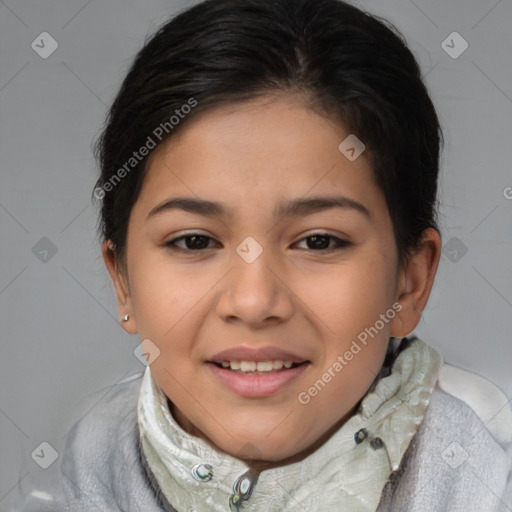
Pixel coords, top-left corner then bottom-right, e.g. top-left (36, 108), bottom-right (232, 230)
top-left (146, 195), bottom-right (371, 221)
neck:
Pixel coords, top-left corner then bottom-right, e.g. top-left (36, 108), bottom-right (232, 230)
top-left (168, 396), bottom-right (358, 474)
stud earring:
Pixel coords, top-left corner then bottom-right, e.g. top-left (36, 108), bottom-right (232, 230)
top-left (121, 314), bottom-right (130, 322)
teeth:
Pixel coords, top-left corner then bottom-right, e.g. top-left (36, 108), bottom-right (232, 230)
top-left (256, 361), bottom-right (273, 372)
top-left (240, 361), bottom-right (257, 372)
top-left (218, 360), bottom-right (298, 372)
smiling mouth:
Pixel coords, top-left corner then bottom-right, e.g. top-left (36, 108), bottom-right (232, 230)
top-left (209, 360), bottom-right (309, 374)
top-left (206, 360), bottom-right (311, 397)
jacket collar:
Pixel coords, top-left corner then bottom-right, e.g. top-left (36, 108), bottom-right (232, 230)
top-left (137, 337), bottom-right (443, 512)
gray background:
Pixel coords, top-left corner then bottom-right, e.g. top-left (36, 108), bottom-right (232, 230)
top-left (1, 0), bottom-right (511, 506)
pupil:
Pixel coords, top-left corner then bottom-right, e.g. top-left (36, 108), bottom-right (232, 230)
top-left (186, 235), bottom-right (209, 250)
top-left (308, 235), bottom-right (329, 250)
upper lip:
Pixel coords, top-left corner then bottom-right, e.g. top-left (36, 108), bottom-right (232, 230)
top-left (208, 346), bottom-right (310, 364)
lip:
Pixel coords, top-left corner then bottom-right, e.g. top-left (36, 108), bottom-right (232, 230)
top-left (206, 361), bottom-right (311, 397)
top-left (208, 345), bottom-right (309, 364)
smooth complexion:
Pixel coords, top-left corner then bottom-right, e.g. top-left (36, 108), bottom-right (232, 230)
top-left (103, 93), bottom-right (441, 472)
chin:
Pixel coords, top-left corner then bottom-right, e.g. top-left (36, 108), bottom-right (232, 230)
top-left (212, 430), bottom-right (306, 464)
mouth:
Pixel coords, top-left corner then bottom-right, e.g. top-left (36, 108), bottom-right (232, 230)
top-left (208, 360), bottom-right (308, 374)
top-left (205, 360), bottom-right (311, 397)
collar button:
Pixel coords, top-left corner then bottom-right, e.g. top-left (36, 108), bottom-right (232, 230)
top-left (370, 437), bottom-right (384, 450)
top-left (239, 476), bottom-right (252, 495)
top-left (191, 463), bottom-right (213, 482)
top-left (354, 428), bottom-right (368, 444)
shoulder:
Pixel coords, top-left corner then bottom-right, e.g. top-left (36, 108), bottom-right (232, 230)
top-left (61, 371), bottom-right (165, 508)
top-left (63, 371), bottom-right (144, 456)
top-left (379, 364), bottom-right (512, 512)
top-left (19, 371), bottom-right (168, 512)
top-left (434, 364), bottom-right (512, 512)
top-left (437, 364), bottom-right (512, 447)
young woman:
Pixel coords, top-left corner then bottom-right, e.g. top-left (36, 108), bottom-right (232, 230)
top-left (14, 0), bottom-right (512, 510)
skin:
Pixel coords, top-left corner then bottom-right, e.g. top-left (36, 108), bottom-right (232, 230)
top-left (103, 93), bottom-right (441, 473)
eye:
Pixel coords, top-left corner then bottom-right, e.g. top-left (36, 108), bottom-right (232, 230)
top-left (295, 233), bottom-right (352, 252)
top-left (165, 233), bottom-right (219, 252)
top-left (165, 232), bottom-right (352, 253)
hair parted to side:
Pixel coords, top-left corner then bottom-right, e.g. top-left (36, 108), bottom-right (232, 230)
top-left (92, 0), bottom-right (443, 271)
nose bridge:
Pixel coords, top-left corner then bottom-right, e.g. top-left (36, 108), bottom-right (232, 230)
top-left (235, 245), bottom-right (275, 293)
top-left (216, 240), bottom-right (294, 324)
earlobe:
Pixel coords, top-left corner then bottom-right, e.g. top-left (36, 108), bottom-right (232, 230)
top-left (101, 240), bottom-right (138, 334)
top-left (390, 228), bottom-right (441, 338)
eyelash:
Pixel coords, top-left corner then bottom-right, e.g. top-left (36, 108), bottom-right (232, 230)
top-left (165, 232), bottom-right (352, 253)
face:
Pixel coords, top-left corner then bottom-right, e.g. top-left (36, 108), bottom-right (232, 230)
top-left (104, 93), bottom-right (440, 469)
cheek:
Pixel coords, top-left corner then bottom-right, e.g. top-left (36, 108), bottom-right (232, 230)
top-left (318, 259), bottom-right (396, 400)
top-left (295, 254), bottom-right (397, 334)
top-left (128, 249), bottom-right (214, 331)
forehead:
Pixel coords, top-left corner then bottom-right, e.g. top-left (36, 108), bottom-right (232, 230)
top-left (134, 94), bottom-right (387, 223)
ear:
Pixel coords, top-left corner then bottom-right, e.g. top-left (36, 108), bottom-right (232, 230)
top-left (390, 228), bottom-right (441, 337)
top-left (102, 240), bottom-right (138, 334)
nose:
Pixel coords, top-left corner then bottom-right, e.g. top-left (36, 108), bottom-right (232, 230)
top-left (215, 248), bottom-right (295, 327)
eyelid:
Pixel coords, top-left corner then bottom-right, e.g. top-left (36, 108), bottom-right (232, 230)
top-left (293, 232), bottom-right (351, 251)
top-left (164, 231), bottom-right (218, 250)
top-left (297, 229), bottom-right (350, 243)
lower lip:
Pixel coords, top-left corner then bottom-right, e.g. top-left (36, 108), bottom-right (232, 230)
top-left (206, 362), bottom-right (310, 398)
